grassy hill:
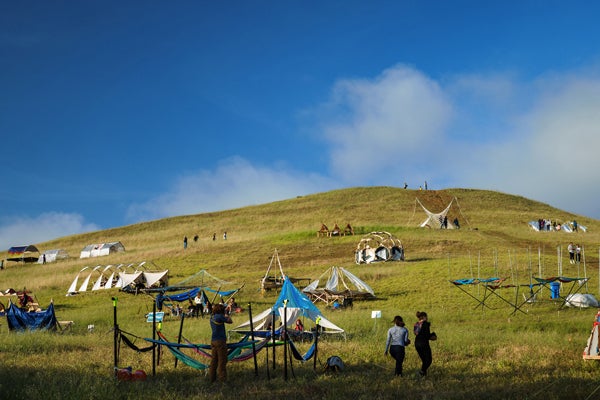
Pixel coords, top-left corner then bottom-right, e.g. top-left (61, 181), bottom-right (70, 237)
top-left (1, 187), bottom-right (599, 400)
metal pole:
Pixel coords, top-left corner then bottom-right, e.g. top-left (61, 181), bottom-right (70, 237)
top-left (248, 303), bottom-right (258, 376)
top-left (112, 296), bottom-right (118, 377)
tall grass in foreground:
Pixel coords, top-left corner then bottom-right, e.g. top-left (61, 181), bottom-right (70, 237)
top-left (2, 187), bottom-right (600, 399)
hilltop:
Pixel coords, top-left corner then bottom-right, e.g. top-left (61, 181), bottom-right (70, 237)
top-left (2, 186), bottom-right (597, 296)
top-left (2, 187), bottom-right (600, 400)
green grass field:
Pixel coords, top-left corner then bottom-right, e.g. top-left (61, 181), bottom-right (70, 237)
top-left (1, 187), bottom-right (600, 399)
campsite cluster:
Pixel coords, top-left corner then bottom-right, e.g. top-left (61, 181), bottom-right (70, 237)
top-left (3, 191), bottom-right (599, 397)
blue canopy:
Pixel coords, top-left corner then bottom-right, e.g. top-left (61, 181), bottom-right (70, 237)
top-left (272, 278), bottom-right (321, 316)
top-left (6, 301), bottom-right (58, 331)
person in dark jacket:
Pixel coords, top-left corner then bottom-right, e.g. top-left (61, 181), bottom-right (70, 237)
top-left (414, 311), bottom-right (436, 377)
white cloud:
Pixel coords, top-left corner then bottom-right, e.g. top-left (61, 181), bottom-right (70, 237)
top-left (464, 74), bottom-right (600, 217)
top-left (126, 156), bottom-right (336, 222)
top-left (312, 64), bottom-right (600, 218)
top-left (0, 212), bottom-right (100, 251)
top-left (319, 65), bottom-right (453, 183)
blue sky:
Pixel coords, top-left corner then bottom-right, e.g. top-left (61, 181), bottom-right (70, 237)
top-left (2, 1), bottom-right (600, 250)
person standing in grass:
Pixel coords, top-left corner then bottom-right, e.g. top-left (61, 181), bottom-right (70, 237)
top-left (209, 303), bottom-right (232, 383)
top-left (384, 315), bottom-right (410, 376)
top-left (414, 311), bottom-right (436, 377)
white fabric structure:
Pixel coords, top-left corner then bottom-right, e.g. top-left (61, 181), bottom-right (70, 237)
top-left (66, 262), bottom-right (167, 295)
top-left (583, 311), bottom-right (600, 359)
top-left (303, 266), bottom-right (375, 298)
top-left (80, 241), bottom-right (125, 258)
top-left (37, 249), bottom-right (69, 263)
top-left (417, 198), bottom-right (455, 229)
top-left (355, 232), bottom-right (404, 264)
top-left (233, 278), bottom-right (345, 338)
top-left (564, 293), bottom-right (599, 308)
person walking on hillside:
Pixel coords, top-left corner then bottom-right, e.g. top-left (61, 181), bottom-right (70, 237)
top-left (384, 315), bottom-right (410, 377)
top-left (414, 311), bottom-right (436, 377)
top-left (209, 303), bottom-right (232, 383)
top-left (183, 236), bottom-right (188, 250)
top-left (568, 242), bottom-right (575, 264)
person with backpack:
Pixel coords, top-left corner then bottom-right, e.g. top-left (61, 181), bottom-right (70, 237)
top-left (384, 315), bottom-right (410, 377)
top-left (414, 311), bottom-right (436, 377)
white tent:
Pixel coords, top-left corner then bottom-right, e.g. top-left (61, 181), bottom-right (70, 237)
top-left (355, 231), bottom-right (404, 264)
top-left (583, 311), bottom-right (600, 359)
top-left (303, 266), bottom-right (375, 304)
top-left (80, 242), bottom-right (125, 259)
top-left (565, 293), bottom-right (598, 308)
top-left (66, 262), bottom-right (167, 296)
top-left (233, 278), bottom-right (345, 338)
top-left (417, 198), bottom-right (456, 229)
top-left (37, 249), bottom-right (69, 263)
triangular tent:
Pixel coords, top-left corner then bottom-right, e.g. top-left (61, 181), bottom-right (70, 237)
top-left (233, 278), bottom-right (345, 338)
top-left (584, 310), bottom-right (600, 359)
top-left (303, 266), bottom-right (375, 304)
top-left (355, 231), bottom-right (404, 264)
top-left (261, 250), bottom-right (310, 292)
top-left (417, 198), bottom-right (455, 229)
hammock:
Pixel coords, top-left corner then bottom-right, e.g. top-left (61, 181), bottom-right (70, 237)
top-left (287, 336), bottom-right (317, 362)
top-left (119, 329), bottom-right (155, 353)
top-left (145, 332), bottom-right (272, 370)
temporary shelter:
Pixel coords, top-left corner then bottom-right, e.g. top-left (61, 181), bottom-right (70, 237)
top-left (7, 245), bottom-right (40, 263)
top-left (583, 310), bottom-right (600, 359)
top-left (66, 262), bottom-right (168, 295)
top-left (355, 232), bottom-right (404, 264)
top-left (80, 242), bottom-right (125, 259)
top-left (303, 266), bottom-right (375, 305)
top-left (260, 250), bottom-right (310, 292)
top-left (6, 300), bottom-right (59, 331)
top-left (37, 249), bottom-right (69, 264)
top-left (233, 278), bottom-right (345, 338)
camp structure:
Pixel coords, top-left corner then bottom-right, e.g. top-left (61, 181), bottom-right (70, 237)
top-left (303, 266), bottom-right (375, 305)
top-left (584, 310), bottom-right (600, 359)
top-left (80, 241), bottom-right (125, 259)
top-left (6, 245), bottom-right (40, 263)
top-left (66, 262), bottom-right (168, 296)
top-left (5, 300), bottom-right (59, 332)
top-left (37, 249), bottom-right (69, 264)
top-left (355, 231), bottom-right (404, 264)
top-left (260, 250), bottom-right (310, 292)
top-left (233, 278), bottom-right (345, 339)
top-left (410, 197), bottom-right (468, 229)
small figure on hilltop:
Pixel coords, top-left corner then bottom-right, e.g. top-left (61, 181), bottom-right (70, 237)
top-left (385, 315), bottom-right (410, 377)
top-left (414, 311), bottom-right (436, 377)
top-left (183, 236), bottom-right (188, 250)
top-left (223, 231), bottom-right (227, 240)
top-left (212, 233), bottom-right (216, 241)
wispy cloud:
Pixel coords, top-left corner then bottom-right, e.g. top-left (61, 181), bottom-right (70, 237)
top-left (0, 212), bottom-right (100, 251)
top-left (126, 156), bottom-right (336, 223)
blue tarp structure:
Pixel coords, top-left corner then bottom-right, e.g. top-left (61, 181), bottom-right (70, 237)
top-left (156, 287), bottom-right (203, 310)
top-left (6, 301), bottom-right (58, 331)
